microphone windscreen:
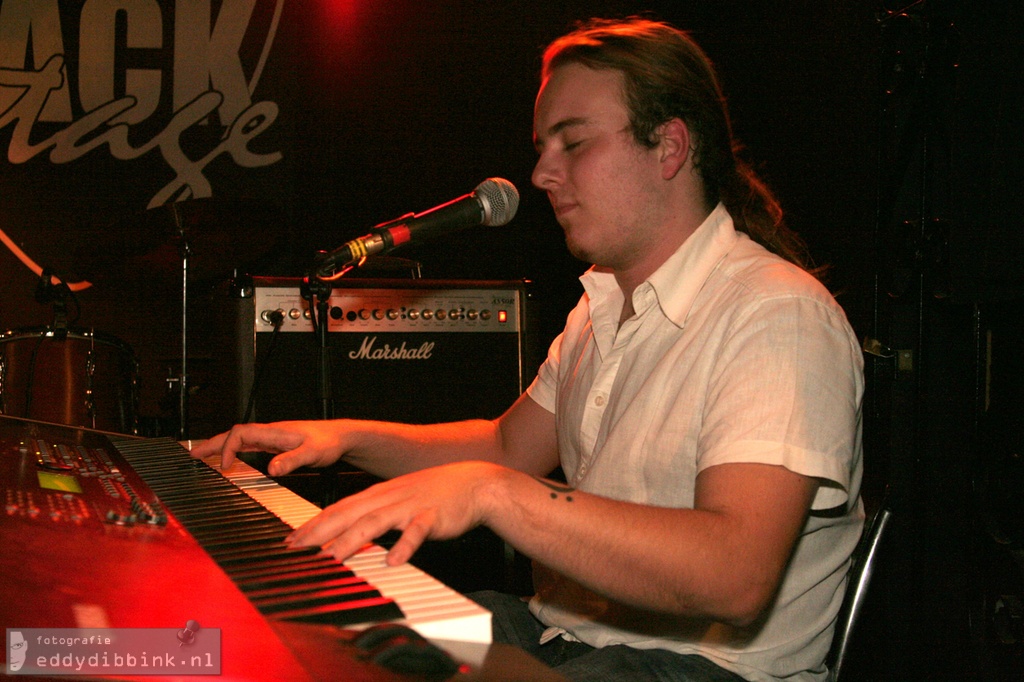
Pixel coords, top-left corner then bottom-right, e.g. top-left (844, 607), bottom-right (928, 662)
top-left (475, 178), bottom-right (519, 226)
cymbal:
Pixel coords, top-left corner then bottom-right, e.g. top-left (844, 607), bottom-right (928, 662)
top-left (75, 198), bottom-right (285, 287)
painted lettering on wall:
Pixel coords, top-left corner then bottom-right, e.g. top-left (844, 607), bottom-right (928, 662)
top-left (0, 0), bottom-right (286, 208)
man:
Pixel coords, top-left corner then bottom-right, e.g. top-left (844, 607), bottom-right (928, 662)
top-left (194, 17), bottom-right (864, 682)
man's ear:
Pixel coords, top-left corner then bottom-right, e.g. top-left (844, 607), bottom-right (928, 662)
top-left (657, 118), bottom-right (690, 180)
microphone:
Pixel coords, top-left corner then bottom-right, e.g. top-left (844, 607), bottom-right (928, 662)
top-left (316, 178), bottom-right (519, 276)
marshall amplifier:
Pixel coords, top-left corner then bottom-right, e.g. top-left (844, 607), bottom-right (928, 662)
top-left (204, 277), bottom-right (539, 432)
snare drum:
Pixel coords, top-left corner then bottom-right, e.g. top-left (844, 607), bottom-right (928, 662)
top-left (0, 327), bottom-right (138, 433)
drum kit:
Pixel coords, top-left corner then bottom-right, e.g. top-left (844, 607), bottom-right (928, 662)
top-left (0, 199), bottom-right (282, 438)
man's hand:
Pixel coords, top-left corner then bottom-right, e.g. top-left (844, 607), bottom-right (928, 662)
top-left (285, 461), bottom-right (505, 566)
top-left (189, 421), bottom-right (349, 475)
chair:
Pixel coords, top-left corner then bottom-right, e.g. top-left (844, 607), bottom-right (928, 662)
top-left (825, 496), bottom-right (895, 682)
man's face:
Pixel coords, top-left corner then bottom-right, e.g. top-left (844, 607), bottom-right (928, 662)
top-left (532, 63), bottom-right (665, 274)
top-left (9, 631), bottom-right (27, 671)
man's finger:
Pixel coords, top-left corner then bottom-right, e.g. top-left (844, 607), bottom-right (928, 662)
top-left (387, 510), bottom-right (435, 566)
top-left (188, 434), bottom-right (224, 459)
top-left (267, 448), bottom-right (316, 476)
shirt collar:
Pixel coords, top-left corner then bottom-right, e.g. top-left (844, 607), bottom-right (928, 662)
top-left (580, 203), bottom-right (739, 328)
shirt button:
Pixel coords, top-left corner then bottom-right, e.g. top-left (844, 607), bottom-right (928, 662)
top-left (594, 395), bottom-right (606, 407)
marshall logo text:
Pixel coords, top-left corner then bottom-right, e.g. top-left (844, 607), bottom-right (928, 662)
top-left (349, 337), bottom-right (435, 361)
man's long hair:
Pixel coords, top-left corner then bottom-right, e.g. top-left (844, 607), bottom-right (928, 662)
top-left (542, 17), bottom-right (817, 272)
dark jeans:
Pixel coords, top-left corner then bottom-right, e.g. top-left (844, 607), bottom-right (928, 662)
top-left (469, 591), bottom-right (749, 682)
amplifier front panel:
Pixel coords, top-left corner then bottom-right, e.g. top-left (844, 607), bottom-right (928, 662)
top-left (226, 279), bottom-right (534, 429)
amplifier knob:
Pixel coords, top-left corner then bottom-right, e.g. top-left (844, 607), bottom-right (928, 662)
top-left (359, 309), bottom-right (371, 320)
top-left (435, 309), bottom-right (447, 320)
top-left (387, 309), bottom-right (400, 320)
top-left (373, 309), bottom-right (385, 320)
top-left (408, 309), bottom-right (420, 320)
top-left (467, 309), bottom-right (479, 320)
top-left (480, 310), bottom-right (492, 321)
top-left (421, 309), bottom-right (433, 320)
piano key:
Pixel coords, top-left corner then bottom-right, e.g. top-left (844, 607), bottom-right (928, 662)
top-left (269, 596), bottom-right (406, 626)
top-left (232, 560), bottom-right (356, 586)
top-left (256, 583), bottom-right (385, 614)
top-left (236, 565), bottom-right (362, 592)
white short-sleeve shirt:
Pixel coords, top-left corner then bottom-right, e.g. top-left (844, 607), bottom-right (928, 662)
top-left (526, 204), bottom-right (865, 682)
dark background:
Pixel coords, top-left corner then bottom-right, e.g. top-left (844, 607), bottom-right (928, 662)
top-left (1, 1), bottom-right (1022, 679)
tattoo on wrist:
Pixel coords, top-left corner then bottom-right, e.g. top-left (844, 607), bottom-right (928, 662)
top-left (534, 476), bottom-right (575, 502)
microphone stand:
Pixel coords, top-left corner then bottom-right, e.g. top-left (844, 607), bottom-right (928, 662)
top-left (301, 254), bottom-right (337, 421)
top-left (293, 249), bottom-right (421, 506)
top-left (300, 240), bottom-right (421, 422)
top-left (297, 252), bottom-right (369, 508)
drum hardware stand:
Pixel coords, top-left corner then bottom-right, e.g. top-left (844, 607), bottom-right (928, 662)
top-left (34, 269), bottom-right (73, 341)
top-left (163, 205), bottom-right (191, 441)
top-left (29, 271), bottom-right (73, 421)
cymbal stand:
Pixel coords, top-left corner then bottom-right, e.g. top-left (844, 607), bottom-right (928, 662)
top-left (173, 205), bottom-right (191, 440)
